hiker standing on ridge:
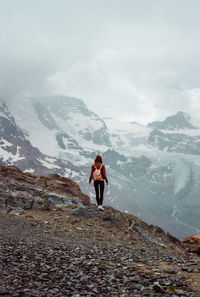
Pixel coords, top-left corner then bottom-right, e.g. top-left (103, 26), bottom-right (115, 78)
top-left (89, 155), bottom-right (108, 211)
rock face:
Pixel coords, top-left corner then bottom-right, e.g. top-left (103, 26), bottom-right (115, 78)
top-left (0, 165), bottom-right (90, 214)
top-left (182, 234), bottom-right (200, 255)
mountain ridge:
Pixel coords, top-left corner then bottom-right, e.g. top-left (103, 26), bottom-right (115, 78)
top-left (0, 164), bottom-right (200, 296)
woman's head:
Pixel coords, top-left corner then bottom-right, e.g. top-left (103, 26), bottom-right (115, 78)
top-left (94, 155), bottom-right (103, 164)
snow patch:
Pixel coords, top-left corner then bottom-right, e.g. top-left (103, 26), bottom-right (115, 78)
top-left (45, 157), bottom-right (58, 163)
top-left (0, 138), bottom-right (12, 148)
top-left (38, 158), bottom-right (60, 169)
top-left (0, 146), bottom-right (25, 164)
top-left (64, 168), bottom-right (79, 179)
top-left (24, 168), bottom-right (35, 173)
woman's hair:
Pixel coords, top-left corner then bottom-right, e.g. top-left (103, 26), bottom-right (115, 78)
top-left (94, 155), bottom-right (103, 163)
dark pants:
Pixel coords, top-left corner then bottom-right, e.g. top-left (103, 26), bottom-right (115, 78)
top-left (94, 180), bottom-right (104, 206)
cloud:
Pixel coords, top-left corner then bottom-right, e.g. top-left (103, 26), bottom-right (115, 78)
top-left (184, 88), bottom-right (200, 110)
top-left (47, 20), bottom-right (200, 123)
top-left (0, 0), bottom-right (200, 123)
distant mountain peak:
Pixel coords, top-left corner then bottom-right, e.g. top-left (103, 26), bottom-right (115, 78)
top-left (175, 111), bottom-right (191, 121)
top-left (148, 111), bottom-right (197, 130)
top-left (176, 110), bottom-right (190, 116)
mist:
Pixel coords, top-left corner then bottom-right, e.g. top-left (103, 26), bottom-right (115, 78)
top-left (0, 0), bottom-right (200, 123)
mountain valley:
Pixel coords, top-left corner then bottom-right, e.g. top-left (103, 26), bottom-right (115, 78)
top-left (0, 95), bottom-right (200, 238)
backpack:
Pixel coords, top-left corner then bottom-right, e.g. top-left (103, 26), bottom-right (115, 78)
top-left (93, 164), bottom-right (103, 180)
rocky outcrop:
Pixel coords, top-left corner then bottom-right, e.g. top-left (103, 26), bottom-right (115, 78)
top-left (0, 165), bottom-right (184, 251)
top-left (182, 234), bottom-right (200, 255)
top-left (0, 165), bottom-right (90, 214)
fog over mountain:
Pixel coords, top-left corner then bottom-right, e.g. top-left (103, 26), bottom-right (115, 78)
top-left (1, 0), bottom-right (200, 123)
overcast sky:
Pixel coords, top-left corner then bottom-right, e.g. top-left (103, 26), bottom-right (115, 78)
top-left (0, 0), bottom-right (200, 123)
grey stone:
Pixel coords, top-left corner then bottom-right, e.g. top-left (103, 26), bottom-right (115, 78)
top-left (70, 206), bottom-right (98, 219)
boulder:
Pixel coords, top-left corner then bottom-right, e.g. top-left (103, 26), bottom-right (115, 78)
top-left (181, 234), bottom-right (200, 255)
top-left (70, 205), bottom-right (98, 219)
top-left (0, 165), bottom-right (90, 213)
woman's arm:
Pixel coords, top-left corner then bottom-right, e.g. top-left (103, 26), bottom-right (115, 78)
top-left (102, 165), bottom-right (108, 185)
top-left (89, 165), bottom-right (95, 183)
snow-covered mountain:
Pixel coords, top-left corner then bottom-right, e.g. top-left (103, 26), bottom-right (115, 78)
top-left (0, 99), bottom-right (85, 178)
top-left (0, 101), bottom-right (42, 170)
top-left (148, 111), bottom-right (200, 154)
top-left (7, 96), bottom-right (111, 165)
top-left (1, 96), bottom-right (200, 238)
top-left (148, 111), bottom-right (199, 130)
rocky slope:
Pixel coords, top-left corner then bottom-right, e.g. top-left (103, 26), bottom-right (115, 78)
top-left (0, 165), bottom-right (181, 249)
top-left (0, 166), bottom-right (200, 296)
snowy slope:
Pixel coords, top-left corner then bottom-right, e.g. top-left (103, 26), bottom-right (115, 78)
top-left (0, 100), bottom-right (84, 179)
top-left (8, 98), bottom-right (66, 157)
top-left (8, 96), bottom-right (111, 164)
top-left (104, 118), bottom-right (151, 154)
top-left (42, 95), bottom-right (112, 150)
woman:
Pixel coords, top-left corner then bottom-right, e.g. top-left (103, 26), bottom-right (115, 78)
top-left (89, 155), bottom-right (108, 210)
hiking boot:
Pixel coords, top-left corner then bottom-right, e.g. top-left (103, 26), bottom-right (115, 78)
top-left (98, 205), bottom-right (104, 211)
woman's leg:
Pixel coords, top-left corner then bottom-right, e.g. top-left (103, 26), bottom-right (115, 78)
top-left (94, 181), bottom-right (100, 206)
top-left (99, 180), bottom-right (105, 205)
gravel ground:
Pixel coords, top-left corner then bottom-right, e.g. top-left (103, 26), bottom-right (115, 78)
top-left (0, 211), bottom-right (200, 297)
